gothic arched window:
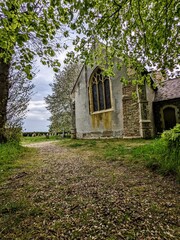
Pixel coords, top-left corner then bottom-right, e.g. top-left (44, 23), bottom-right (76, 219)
top-left (90, 68), bottom-right (112, 112)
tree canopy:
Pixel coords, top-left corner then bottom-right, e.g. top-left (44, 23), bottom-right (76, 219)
top-left (68, 0), bottom-right (179, 75)
top-left (0, 0), bottom-right (70, 142)
top-left (0, 0), bottom-right (71, 76)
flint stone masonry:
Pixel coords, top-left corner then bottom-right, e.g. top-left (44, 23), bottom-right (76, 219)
top-left (122, 102), bottom-right (141, 137)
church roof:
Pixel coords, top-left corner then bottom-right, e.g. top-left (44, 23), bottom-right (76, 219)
top-left (154, 78), bottom-right (180, 102)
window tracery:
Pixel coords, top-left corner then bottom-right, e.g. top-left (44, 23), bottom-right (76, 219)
top-left (90, 68), bottom-right (111, 112)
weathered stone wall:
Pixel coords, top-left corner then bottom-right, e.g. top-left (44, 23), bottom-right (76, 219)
top-left (122, 82), bottom-right (155, 138)
top-left (73, 64), bottom-right (124, 139)
top-left (72, 64), bottom-right (156, 139)
top-left (122, 85), bottom-right (141, 137)
top-left (153, 99), bottom-right (180, 134)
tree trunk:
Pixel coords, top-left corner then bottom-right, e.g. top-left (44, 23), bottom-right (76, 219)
top-left (0, 53), bottom-right (10, 143)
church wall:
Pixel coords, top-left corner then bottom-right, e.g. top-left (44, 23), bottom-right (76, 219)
top-left (73, 66), bottom-right (91, 138)
top-left (73, 64), bottom-right (157, 139)
top-left (74, 65), bottom-right (124, 139)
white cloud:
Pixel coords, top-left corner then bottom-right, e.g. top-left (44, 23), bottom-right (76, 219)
top-left (28, 100), bottom-right (48, 110)
top-left (24, 100), bottom-right (50, 131)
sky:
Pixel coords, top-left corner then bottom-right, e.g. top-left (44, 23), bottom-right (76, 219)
top-left (22, 32), bottom-right (76, 132)
top-left (23, 56), bottom-right (66, 132)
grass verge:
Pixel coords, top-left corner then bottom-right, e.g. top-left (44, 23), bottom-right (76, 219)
top-left (130, 139), bottom-right (179, 180)
top-left (0, 142), bottom-right (35, 183)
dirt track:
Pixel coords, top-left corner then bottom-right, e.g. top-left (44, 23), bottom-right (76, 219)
top-left (0, 141), bottom-right (179, 239)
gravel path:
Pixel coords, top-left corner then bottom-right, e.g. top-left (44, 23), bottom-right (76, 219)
top-left (0, 141), bottom-right (179, 240)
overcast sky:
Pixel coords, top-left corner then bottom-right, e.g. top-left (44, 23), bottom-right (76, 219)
top-left (23, 55), bottom-right (66, 132)
top-left (22, 28), bottom-right (76, 132)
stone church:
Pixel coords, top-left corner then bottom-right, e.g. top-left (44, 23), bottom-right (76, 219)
top-left (71, 64), bottom-right (180, 139)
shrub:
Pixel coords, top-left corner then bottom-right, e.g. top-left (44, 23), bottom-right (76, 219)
top-left (5, 127), bottom-right (22, 143)
top-left (162, 124), bottom-right (180, 160)
top-left (130, 132), bottom-right (180, 180)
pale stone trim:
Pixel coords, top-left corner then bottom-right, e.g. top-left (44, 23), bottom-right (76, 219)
top-left (122, 95), bottom-right (131, 100)
top-left (139, 120), bottom-right (151, 123)
top-left (90, 108), bottom-right (114, 115)
top-left (137, 85), bottom-right (144, 138)
top-left (137, 85), bottom-right (153, 138)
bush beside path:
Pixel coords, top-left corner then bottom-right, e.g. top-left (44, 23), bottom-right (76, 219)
top-left (0, 141), bottom-right (179, 239)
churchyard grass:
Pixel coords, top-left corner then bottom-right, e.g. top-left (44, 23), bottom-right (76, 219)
top-left (0, 135), bottom-right (64, 183)
top-left (130, 139), bottom-right (179, 179)
top-left (60, 138), bottom-right (180, 181)
top-left (0, 142), bottom-right (38, 183)
top-left (0, 143), bottom-right (25, 182)
top-left (1, 137), bottom-right (178, 182)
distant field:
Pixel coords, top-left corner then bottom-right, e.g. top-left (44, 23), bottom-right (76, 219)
top-left (22, 133), bottom-right (72, 143)
top-left (22, 135), bottom-right (59, 143)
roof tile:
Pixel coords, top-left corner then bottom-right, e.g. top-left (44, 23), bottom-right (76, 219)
top-left (154, 78), bottom-right (180, 102)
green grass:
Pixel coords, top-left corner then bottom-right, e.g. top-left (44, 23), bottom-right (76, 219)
top-left (2, 136), bottom-right (178, 182)
top-left (0, 142), bottom-right (32, 183)
top-left (0, 199), bottom-right (28, 214)
top-left (104, 139), bottom-right (179, 180)
top-left (60, 138), bottom-right (180, 181)
top-left (68, 139), bottom-right (97, 148)
top-left (131, 139), bottom-right (180, 179)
